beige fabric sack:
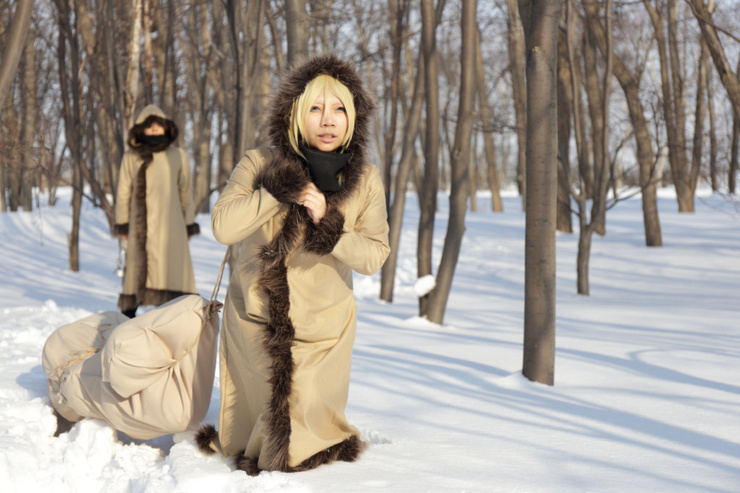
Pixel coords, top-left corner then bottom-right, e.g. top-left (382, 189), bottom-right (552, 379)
top-left (42, 294), bottom-right (220, 440)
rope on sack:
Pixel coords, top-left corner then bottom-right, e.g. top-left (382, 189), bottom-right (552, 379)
top-left (173, 247), bottom-right (230, 365)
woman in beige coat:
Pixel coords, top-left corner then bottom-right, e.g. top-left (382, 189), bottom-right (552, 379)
top-left (196, 54), bottom-right (390, 475)
top-left (114, 105), bottom-right (200, 318)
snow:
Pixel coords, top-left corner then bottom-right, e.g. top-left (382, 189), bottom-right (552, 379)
top-left (414, 275), bottom-right (436, 297)
top-left (1, 187), bottom-right (739, 493)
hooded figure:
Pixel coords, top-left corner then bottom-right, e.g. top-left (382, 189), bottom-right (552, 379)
top-left (114, 105), bottom-right (200, 317)
top-left (196, 54), bottom-right (390, 475)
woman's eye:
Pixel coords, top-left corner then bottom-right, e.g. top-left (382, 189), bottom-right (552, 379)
top-left (310, 106), bottom-right (321, 111)
top-left (337, 107), bottom-right (346, 112)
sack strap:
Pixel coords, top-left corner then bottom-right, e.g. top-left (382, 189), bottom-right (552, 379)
top-left (205, 246), bottom-right (231, 316)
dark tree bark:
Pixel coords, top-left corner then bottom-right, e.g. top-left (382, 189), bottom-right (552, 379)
top-left (518, 0), bottom-right (563, 385)
top-left (285, 0), bottom-right (309, 65)
top-left (707, 64), bottom-right (718, 191)
top-left (380, 52), bottom-right (425, 303)
top-left (425, 0), bottom-right (477, 325)
top-left (584, 0), bottom-right (662, 247)
top-left (506, 0), bottom-right (527, 209)
top-left (0, 0), bottom-right (34, 108)
top-left (644, 0), bottom-right (693, 212)
top-left (689, 0), bottom-right (740, 126)
top-left (56, 0), bottom-right (83, 272)
top-left (417, 0), bottom-right (441, 317)
top-left (556, 27), bottom-right (572, 233)
top-left (475, 25), bottom-right (503, 212)
top-left (383, 0), bottom-right (406, 213)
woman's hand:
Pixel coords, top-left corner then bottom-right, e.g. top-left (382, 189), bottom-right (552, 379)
top-left (298, 183), bottom-right (326, 224)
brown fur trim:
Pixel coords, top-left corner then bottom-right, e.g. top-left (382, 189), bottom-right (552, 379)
top-left (186, 223), bottom-right (201, 236)
top-left (195, 424), bottom-right (217, 455)
top-left (117, 293), bottom-right (138, 312)
top-left (133, 162), bottom-right (149, 305)
top-left (303, 206), bottom-right (345, 255)
top-left (239, 435), bottom-right (366, 476)
top-left (294, 435), bottom-right (366, 472)
top-left (113, 223), bottom-right (129, 236)
top-left (255, 149), bottom-right (312, 205)
top-left (235, 453), bottom-right (261, 476)
top-left (53, 409), bottom-right (77, 437)
top-left (138, 288), bottom-right (194, 307)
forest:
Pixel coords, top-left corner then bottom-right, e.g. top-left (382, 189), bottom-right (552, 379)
top-left (1, 0), bottom-right (739, 383)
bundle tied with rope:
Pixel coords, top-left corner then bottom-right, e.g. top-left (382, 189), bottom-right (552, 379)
top-left (42, 249), bottom-right (230, 439)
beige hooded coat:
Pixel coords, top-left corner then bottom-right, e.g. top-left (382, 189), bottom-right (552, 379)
top-left (42, 295), bottom-right (220, 440)
top-left (114, 105), bottom-right (199, 313)
top-left (196, 55), bottom-right (390, 475)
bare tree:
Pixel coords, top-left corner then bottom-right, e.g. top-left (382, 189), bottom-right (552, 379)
top-left (55, 0), bottom-right (83, 271)
top-left (556, 27), bottom-right (573, 234)
top-left (380, 52), bottom-right (425, 303)
top-left (644, 0), bottom-right (695, 212)
top-left (518, 0), bottom-right (563, 385)
top-left (417, 0), bottom-right (442, 317)
top-left (688, 0), bottom-right (740, 123)
top-left (568, 0), bottom-right (614, 296)
top-left (583, 0), bottom-right (662, 247)
top-left (285, 0), bottom-right (309, 65)
top-left (475, 24), bottom-right (503, 212)
top-left (0, 0), bottom-right (34, 108)
top-left (425, 0), bottom-right (477, 325)
top-left (505, 0), bottom-right (527, 208)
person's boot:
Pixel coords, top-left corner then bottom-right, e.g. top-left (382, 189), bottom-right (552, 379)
top-left (122, 308), bottom-right (137, 318)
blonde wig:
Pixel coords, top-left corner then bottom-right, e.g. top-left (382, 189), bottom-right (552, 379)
top-left (289, 74), bottom-right (356, 157)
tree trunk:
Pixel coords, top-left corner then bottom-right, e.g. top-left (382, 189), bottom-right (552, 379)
top-left (20, 25), bottom-right (35, 212)
top-left (417, 0), bottom-right (441, 317)
top-left (584, 0), bottom-right (662, 247)
top-left (690, 36), bottom-right (708, 194)
top-left (581, 28), bottom-right (601, 200)
top-left (383, 0), bottom-right (406, 213)
top-left (285, 0), bottom-right (309, 65)
top-left (0, 0), bottom-right (34, 109)
top-left (505, 0), bottom-right (527, 209)
top-left (124, 0), bottom-right (143, 130)
top-left (707, 65), bottom-right (718, 191)
top-left (56, 0), bottom-right (82, 272)
top-left (689, 0), bottom-right (740, 123)
top-left (425, 0), bottom-right (476, 325)
top-left (731, 118), bottom-right (739, 195)
top-left (475, 26), bottom-right (503, 212)
top-left (518, 0), bottom-right (563, 386)
top-left (380, 51), bottom-right (425, 303)
top-left (556, 27), bottom-right (572, 234)
top-left (644, 0), bottom-right (693, 212)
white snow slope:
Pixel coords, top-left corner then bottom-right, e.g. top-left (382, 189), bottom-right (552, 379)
top-left (1, 187), bottom-right (739, 493)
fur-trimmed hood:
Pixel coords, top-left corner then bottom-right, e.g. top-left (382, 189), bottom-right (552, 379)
top-left (127, 104), bottom-right (179, 152)
top-left (256, 54), bottom-right (377, 208)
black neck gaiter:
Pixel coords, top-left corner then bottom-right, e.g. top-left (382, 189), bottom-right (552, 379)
top-left (299, 141), bottom-right (352, 193)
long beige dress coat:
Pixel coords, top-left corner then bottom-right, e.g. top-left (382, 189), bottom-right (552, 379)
top-left (42, 295), bottom-right (220, 440)
top-left (196, 55), bottom-right (390, 475)
top-left (114, 105), bottom-right (199, 313)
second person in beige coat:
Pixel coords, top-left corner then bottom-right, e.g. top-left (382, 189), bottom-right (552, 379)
top-left (114, 105), bottom-right (201, 318)
top-left (196, 54), bottom-right (390, 475)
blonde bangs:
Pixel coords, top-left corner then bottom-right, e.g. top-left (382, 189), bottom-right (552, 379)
top-left (290, 75), bottom-right (356, 156)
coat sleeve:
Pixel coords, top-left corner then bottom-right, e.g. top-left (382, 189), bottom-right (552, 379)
top-left (114, 152), bottom-right (135, 235)
top-left (211, 150), bottom-right (285, 246)
top-left (331, 166), bottom-right (390, 276)
top-left (177, 148), bottom-right (199, 234)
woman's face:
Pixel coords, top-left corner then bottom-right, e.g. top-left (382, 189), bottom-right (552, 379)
top-left (304, 90), bottom-right (348, 152)
top-left (144, 122), bottom-right (165, 136)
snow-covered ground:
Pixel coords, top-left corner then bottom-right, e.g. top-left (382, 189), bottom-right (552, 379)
top-left (1, 187), bottom-right (739, 493)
